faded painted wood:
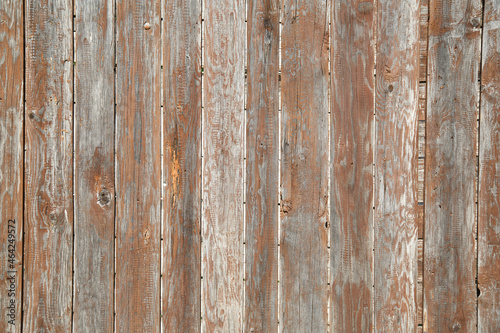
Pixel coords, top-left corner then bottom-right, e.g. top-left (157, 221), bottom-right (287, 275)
top-left (424, 0), bottom-right (482, 331)
top-left (73, 0), bottom-right (115, 332)
top-left (163, 0), bottom-right (201, 330)
top-left (280, 0), bottom-right (329, 331)
top-left (245, 0), bottom-right (279, 332)
top-left (115, 0), bottom-right (161, 331)
top-left (330, 0), bottom-right (375, 331)
top-left (0, 1), bottom-right (23, 332)
top-left (478, 0), bottom-right (500, 331)
top-left (374, 0), bottom-right (419, 331)
top-left (24, 0), bottom-right (74, 331)
top-left (202, 0), bottom-right (245, 331)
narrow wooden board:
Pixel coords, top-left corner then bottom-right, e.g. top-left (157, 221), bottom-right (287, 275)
top-left (24, 0), bottom-right (74, 331)
top-left (330, 0), bottom-right (375, 331)
top-left (424, 0), bottom-right (482, 331)
top-left (163, 0), bottom-right (202, 330)
top-left (115, 0), bottom-right (161, 331)
top-left (73, 0), bottom-right (115, 331)
top-left (280, 1), bottom-right (329, 331)
top-left (201, 0), bottom-right (245, 331)
top-left (0, 1), bottom-right (23, 331)
top-left (374, 0), bottom-right (419, 331)
top-left (478, 0), bottom-right (500, 331)
top-left (245, 0), bottom-right (279, 332)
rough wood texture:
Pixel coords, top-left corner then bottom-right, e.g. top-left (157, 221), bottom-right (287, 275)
top-left (424, 0), bottom-right (482, 331)
top-left (0, 1), bottom-right (23, 331)
top-left (374, 0), bottom-right (419, 331)
top-left (24, 0), bottom-right (74, 331)
top-left (163, 0), bottom-right (201, 331)
top-left (115, 0), bottom-right (161, 331)
top-left (245, 0), bottom-right (279, 331)
top-left (202, 0), bottom-right (245, 331)
top-left (330, 0), bottom-right (375, 331)
top-left (280, 1), bottom-right (329, 331)
top-left (73, 1), bottom-right (115, 332)
top-left (478, 0), bottom-right (500, 331)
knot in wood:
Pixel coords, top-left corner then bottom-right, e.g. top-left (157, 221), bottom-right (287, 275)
top-left (98, 188), bottom-right (111, 206)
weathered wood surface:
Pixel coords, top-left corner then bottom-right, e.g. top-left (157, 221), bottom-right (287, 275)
top-left (280, 1), bottom-right (329, 331)
top-left (424, 0), bottom-right (482, 331)
top-left (73, 1), bottom-right (115, 332)
top-left (245, 0), bottom-right (279, 331)
top-left (115, 0), bottom-right (161, 331)
top-left (478, 0), bottom-right (500, 331)
top-left (202, 0), bottom-right (245, 331)
top-left (374, 0), bottom-right (419, 331)
top-left (163, 0), bottom-right (202, 331)
top-left (330, 0), bottom-right (375, 331)
top-left (0, 1), bottom-right (23, 331)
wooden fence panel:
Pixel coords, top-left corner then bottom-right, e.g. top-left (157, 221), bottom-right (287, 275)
top-left (424, 0), bottom-right (482, 331)
top-left (0, 1), bottom-right (23, 331)
top-left (115, 0), bottom-right (161, 331)
top-left (280, 0), bottom-right (329, 331)
top-left (374, 0), bottom-right (420, 331)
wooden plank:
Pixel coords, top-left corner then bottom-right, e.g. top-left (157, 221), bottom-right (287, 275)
top-left (162, 0), bottom-right (201, 330)
top-left (419, 0), bottom-right (429, 83)
top-left (24, 0), bottom-right (74, 331)
top-left (0, 1), bottom-right (23, 331)
top-left (424, 0), bottom-right (482, 331)
top-left (245, 0), bottom-right (279, 331)
top-left (73, 0), bottom-right (115, 331)
top-left (330, 0), bottom-right (375, 331)
top-left (374, 0), bottom-right (419, 331)
top-left (280, 1), bottom-right (329, 331)
top-left (478, 0), bottom-right (500, 331)
top-left (115, 0), bottom-right (161, 331)
top-left (202, 0), bottom-right (245, 330)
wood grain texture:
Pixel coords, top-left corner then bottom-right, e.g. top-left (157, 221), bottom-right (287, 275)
top-left (424, 0), bottom-right (482, 331)
top-left (245, 0), bottom-right (279, 331)
top-left (0, 0), bottom-right (23, 331)
top-left (478, 0), bottom-right (500, 331)
top-left (24, 0), bottom-right (74, 331)
top-left (374, 0), bottom-right (419, 331)
top-left (280, 1), bottom-right (329, 331)
top-left (330, 0), bottom-right (375, 331)
top-left (163, 0), bottom-right (201, 331)
top-left (73, 0), bottom-right (115, 331)
top-left (202, 0), bottom-right (245, 330)
top-left (115, 0), bottom-right (161, 331)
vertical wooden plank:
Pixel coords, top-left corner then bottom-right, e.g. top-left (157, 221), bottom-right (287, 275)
top-left (245, 0), bottom-right (279, 331)
top-left (478, 0), bottom-right (500, 331)
top-left (73, 0), bottom-right (115, 331)
top-left (163, 0), bottom-right (201, 330)
top-left (374, 0), bottom-right (419, 331)
top-left (424, 0), bottom-right (482, 331)
top-left (330, 0), bottom-right (375, 331)
top-left (280, 0), bottom-right (329, 331)
top-left (202, 0), bottom-right (245, 330)
top-left (0, 0), bottom-right (23, 331)
top-left (24, 0), bottom-right (73, 331)
top-left (115, 0), bottom-right (161, 331)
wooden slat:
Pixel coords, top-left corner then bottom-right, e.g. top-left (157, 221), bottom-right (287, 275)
top-left (202, 0), bottom-right (245, 330)
top-left (245, 0), bottom-right (279, 331)
top-left (115, 0), bottom-right (161, 331)
top-left (163, 0), bottom-right (201, 330)
top-left (0, 1), bottom-right (23, 331)
top-left (280, 1), bottom-right (329, 331)
top-left (73, 0), bottom-right (115, 331)
top-left (330, 0), bottom-right (375, 331)
top-left (24, 0), bottom-right (74, 331)
top-left (478, 0), bottom-right (500, 331)
top-left (374, 0), bottom-right (419, 331)
top-left (424, 0), bottom-right (482, 331)
top-left (419, 0), bottom-right (429, 83)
